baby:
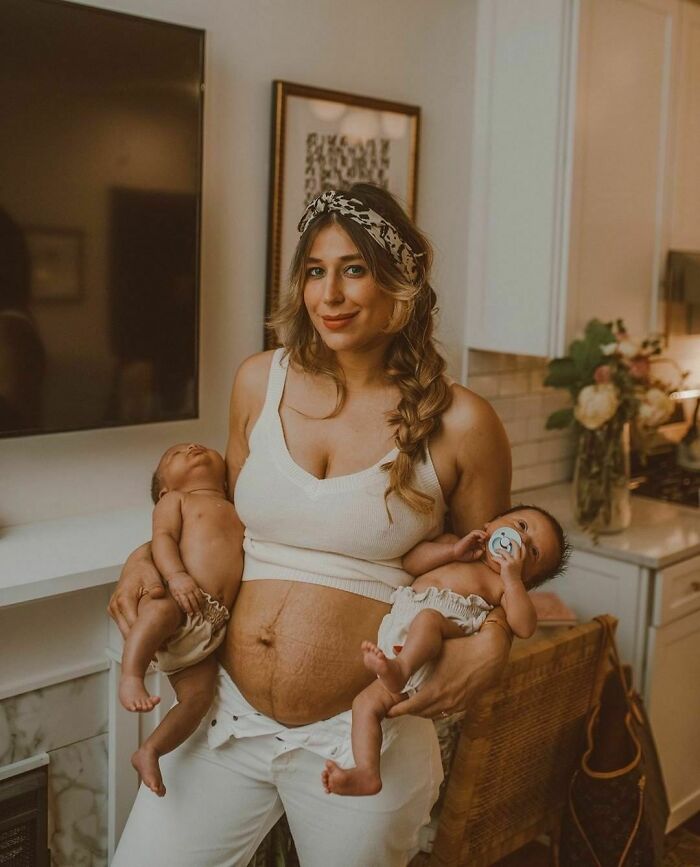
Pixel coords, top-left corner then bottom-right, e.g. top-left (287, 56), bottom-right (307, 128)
top-left (119, 443), bottom-right (243, 797)
top-left (321, 505), bottom-right (569, 797)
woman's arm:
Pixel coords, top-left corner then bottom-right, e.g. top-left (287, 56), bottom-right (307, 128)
top-left (389, 389), bottom-right (513, 719)
top-left (107, 542), bottom-right (165, 639)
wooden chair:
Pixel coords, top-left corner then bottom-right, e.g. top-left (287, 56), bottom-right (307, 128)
top-left (415, 616), bottom-right (615, 867)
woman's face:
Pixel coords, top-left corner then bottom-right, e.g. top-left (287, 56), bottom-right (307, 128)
top-left (303, 223), bottom-right (395, 352)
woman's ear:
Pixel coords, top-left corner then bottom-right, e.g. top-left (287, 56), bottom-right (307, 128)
top-left (158, 487), bottom-right (169, 500)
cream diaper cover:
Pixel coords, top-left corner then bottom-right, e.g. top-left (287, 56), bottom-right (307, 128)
top-left (376, 586), bottom-right (493, 696)
top-left (156, 592), bottom-right (230, 676)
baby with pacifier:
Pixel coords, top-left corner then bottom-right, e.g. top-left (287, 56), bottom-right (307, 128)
top-left (322, 504), bottom-right (569, 796)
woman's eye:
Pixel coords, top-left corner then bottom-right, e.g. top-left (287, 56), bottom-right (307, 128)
top-left (345, 264), bottom-right (366, 276)
top-left (306, 266), bottom-right (324, 278)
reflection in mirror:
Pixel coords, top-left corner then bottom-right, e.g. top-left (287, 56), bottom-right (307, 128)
top-left (0, 0), bottom-right (204, 438)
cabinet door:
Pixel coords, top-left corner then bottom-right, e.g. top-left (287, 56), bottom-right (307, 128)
top-left (669, 0), bottom-right (700, 250)
top-left (566, 0), bottom-right (677, 340)
top-left (465, 0), bottom-right (579, 357)
top-left (645, 608), bottom-right (700, 831)
top-left (553, 549), bottom-right (649, 681)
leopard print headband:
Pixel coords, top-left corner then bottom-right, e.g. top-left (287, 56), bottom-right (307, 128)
top-left (297, 190), bottom-right (421, 284)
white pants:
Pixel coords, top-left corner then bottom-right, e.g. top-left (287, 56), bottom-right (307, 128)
top-left (111, 712), bottom-right (442, 867)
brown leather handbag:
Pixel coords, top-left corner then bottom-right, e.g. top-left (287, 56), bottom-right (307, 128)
top-left (559, 617), bottom-right (669, 867)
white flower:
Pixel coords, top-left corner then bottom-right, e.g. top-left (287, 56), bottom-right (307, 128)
top-left (575, 383), bottom-right (620, 430)
top-left (637, 388), bottom-right (674, 428)
top-left (601, 343), bottom-right (618, 356)
top-left (617, 340), bottom-right (638, 358)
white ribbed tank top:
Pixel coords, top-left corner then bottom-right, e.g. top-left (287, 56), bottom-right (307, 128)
top-left (234, 349), bottom-right (447, 603)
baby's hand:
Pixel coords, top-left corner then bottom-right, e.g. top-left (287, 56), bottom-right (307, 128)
top-left (496, 542), bottom-right (527, 582)
top-left (166, 572), bottom-right (203, 616)
top-left (453, 530), bottom-right (488, 563)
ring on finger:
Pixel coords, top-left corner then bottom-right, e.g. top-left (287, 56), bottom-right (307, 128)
top-left (440, 711), bottom-right (449, 719)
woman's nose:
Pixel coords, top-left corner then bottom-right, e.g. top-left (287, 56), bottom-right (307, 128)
top-left (321, 270), bottom-right (344, 304)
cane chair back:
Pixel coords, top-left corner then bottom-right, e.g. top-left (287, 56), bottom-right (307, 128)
top-left (428, 616), bottom-right (615, 867)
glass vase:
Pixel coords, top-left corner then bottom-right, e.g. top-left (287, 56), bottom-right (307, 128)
top-left (573, 419), bottom-right (631, 534)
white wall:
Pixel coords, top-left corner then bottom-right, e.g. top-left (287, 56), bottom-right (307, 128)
top-left (0, 0), bottom-right (477, 527)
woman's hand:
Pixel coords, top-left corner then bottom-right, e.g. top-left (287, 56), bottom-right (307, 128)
top-left (386, 608), bottom-right (512, 720)
top-left (107, 543), bottom-right (165, 639)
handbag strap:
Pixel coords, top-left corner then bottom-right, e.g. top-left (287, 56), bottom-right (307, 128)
top-left (594, 616), bottom-right (633, 701)
top-left (568, 771), bottom-right (647, 867)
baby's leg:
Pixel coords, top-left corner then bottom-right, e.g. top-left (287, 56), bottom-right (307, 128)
top-left (322, 679), bottom-right (399, 797)
top-left (363, 608), bottom-right (465, 694)
top-left (131, 655), bottom-right (218, 797)
top-left (119, 595), bottom-right (183, 712)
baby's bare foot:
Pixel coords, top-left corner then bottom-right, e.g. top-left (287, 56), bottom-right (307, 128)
top-left (361, 640), bottom-right (408, 694)
top-left (132, 746), bottom-right (166, 797)
top-left (322, 760), bottom-right (381, 797)
top-left (119, 675), bottom-right (160, 713)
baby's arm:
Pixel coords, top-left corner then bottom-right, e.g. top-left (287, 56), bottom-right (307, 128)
top-left (402, 530), bottom-right (487, 577)
top-left (152, 492), bottom-right (201, 616)
top-left (497, 546), bottom-right (537, 639)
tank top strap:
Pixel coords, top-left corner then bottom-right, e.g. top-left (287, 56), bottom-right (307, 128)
top-left (258, 347), bottom-right (289, 424)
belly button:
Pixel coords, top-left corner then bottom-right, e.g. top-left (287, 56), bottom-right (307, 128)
top-left (258, 626), bottom-right (275, 646)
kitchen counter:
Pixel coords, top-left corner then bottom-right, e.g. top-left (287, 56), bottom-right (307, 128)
top-left (518, 483), bottom-right (700, 569)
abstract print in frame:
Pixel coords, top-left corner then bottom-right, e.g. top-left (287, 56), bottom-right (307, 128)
top-left (265, 80), bottom-right (420, 347)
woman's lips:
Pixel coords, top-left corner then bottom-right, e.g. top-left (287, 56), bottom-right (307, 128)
top-left (321, 312), bottom-right (358, 330)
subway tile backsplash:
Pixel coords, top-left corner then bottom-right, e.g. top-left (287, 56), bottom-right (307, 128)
top-left (467, 350), bottom-right (575, 493)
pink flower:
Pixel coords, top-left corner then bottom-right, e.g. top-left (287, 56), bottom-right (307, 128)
top-left (628, 357), bottom-right (650, 381)
top-left (594, 365), bottom-right (612, 384)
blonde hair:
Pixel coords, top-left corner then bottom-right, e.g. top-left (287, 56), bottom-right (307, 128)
top-left (270, 183), bottom-right (452, 516)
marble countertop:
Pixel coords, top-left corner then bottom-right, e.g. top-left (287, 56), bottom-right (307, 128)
top-left (0, 506), bottom-right (151, 607)
top-left (518, 483), bottom-right (700, 570)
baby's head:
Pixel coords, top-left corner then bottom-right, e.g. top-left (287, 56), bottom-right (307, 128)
top-left (483, 504), bottom-right (570, 589)
top-left (151, 443), bottom-right (227, 504)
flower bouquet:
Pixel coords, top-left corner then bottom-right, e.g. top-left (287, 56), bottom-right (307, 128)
top-left (545, 319), bottom-right (677, 532)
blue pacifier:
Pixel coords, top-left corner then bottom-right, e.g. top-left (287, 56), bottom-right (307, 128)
top-left (487, 526), bottom-right (522, 558)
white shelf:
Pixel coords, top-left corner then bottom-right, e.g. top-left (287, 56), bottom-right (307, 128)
top-left (0, 506), bottom-right (151, 607)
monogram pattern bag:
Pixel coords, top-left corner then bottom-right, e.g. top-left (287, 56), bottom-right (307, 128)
top-left (560, 617), bottom-right (669, 867)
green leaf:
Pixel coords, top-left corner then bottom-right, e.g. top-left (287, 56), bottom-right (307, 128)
top-left (544, 357), bottom-right (578, 388)
top-left (570, 338), bottom-right (603, 380)
top-left (584, 318), bottom-right (616, 347)
top-left (545, 407), bottom-right (574, 429)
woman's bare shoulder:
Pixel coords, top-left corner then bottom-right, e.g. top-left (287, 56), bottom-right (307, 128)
top-left (232, 349), bottom-right (280, 405)
top-left (439, 383), bottom-right (511, 528)
top-left (233, 349), bottom-right (277, 395)
top-left (442, 382), bottom-right (505, 443)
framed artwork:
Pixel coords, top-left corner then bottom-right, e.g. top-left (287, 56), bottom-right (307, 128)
top-left (26, 227), bottom-right (84, 302)
top-left (265, 80), bottom-right (421, 345)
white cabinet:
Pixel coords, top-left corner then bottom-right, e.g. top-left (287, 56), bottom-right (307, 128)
top-left (555, 546), bottom-right (700, 831)
top-left (466, 0), bottom-right (679, 357)
top-left (466, 0), bottom-right (578, 357)
top-left (669, 0), bottom-right (700, 249)
top-left (566, 0), bottom-right (676, 341)
top-left (554, 549), bottom-right (651, 680)
top-left (646, 608), bottom-right (700, 829)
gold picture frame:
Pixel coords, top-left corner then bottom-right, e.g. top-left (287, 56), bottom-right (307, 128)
top-left (265, 80), bottom-right (421, 347)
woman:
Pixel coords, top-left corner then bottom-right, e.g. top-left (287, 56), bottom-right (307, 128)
top-left (109, 183), bottom-right (512, 866)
